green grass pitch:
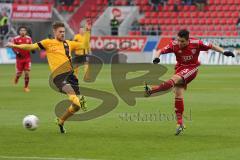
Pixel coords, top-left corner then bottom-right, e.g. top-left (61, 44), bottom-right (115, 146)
top-left (0, 64), bottom-right (240, 160)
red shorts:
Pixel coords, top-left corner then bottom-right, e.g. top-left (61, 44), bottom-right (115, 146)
top-left (16, 59), bottom-right (31, 73)
top-left (175, 65), bottom-right (198, 89)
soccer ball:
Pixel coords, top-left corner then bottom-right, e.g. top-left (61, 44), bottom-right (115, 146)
top-left (22, 115), bottom-right (39, 131)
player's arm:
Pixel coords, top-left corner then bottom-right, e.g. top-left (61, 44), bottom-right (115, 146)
top-left (6, 42), bottom-right (39, 51)
top-left (153, 44), bottom-right (174, 64)
top-left (212, 44), bottom-right (235, 57)
top-left (199, 40), bottom-right (235, 57)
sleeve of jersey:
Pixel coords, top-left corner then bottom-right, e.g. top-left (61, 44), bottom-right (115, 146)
top-left (37, 39), bottom-right (48, 50)
top-left (159, 44), bottom-right (173, 54)
top-left (70, 41), bottom-right (84, 50)
top-left (199, 40), bottom-right (213, 51)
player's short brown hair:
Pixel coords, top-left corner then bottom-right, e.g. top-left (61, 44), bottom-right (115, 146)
top-left (52, 22), bottom-right (65, 30)
top-left (178, 29), bottom-right (189, 40)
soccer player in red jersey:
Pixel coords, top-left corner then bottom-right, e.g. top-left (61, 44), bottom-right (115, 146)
top-left (12, 26), bottom-right (32, 92)
top-left (144, 29), bottom-right (235, 135)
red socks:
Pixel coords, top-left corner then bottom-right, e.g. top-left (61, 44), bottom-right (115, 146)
top-left (24, 76), bottom-right (29, 88)
top-left (175, 98), bottom-right (184, 125)
top-left (150, 79), bottom-right (175, 94)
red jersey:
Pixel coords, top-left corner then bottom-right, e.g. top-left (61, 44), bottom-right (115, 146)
top-left (160, 38), bottom-right (212, 67)
top-left (12, 35), bottom-right (32, 60)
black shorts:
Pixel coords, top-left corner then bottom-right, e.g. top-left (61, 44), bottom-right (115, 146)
top-left (72, 55), bottom-right (88, 65)
top-left (53, 71), bottom-right (80, 95)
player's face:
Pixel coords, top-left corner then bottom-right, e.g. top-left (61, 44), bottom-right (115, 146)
top-left (19, 28), bottom-right (27, 37)
top-left (177, 37), bottom-right (189, 49)
top-left (54, 27), bottom-right (65, 41)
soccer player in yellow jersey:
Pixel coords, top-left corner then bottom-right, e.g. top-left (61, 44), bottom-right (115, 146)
top-left (7, 22), bottom-right (87, 133)
top-left (73, 20), bottom-right (91, 81)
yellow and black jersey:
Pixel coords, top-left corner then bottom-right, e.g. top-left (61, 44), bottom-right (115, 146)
top-left (36, 38), bottom-right (83, 77)
top-left (73, 31), bottom-right (91, 56)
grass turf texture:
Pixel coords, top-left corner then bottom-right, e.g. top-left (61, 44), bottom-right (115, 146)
top-left (0, 64), bottom-right (240, 160)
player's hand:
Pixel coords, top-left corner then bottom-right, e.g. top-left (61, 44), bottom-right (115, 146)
top-left (223, 51), bottom-right (235, 57)
top-left (153, 57), bottom-right (160, 64)
top-left (5, 42), bottom-right (15, 48)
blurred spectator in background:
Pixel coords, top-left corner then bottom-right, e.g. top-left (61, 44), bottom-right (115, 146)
top-left (194, 0), bottom-right (206, 11)
top-left (110, 15), bottom-right (120, 36)
top-left (235, 48), bottom-right (240, 64)
top-left (149, 0), bottom-right (161, 11)
top-left (183, 0), bottom-right (193, 5)
top-left (0, 12), bottom-right (9, 37)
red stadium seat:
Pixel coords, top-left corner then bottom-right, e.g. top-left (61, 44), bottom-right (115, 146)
top-left (208, 25), bottom-right (215, 31)
top-left (208, 0), bottom-right (215, 4)
top-left (222, 5), bottom-right (230, 11)
top-left (216, 5), bottom-right (223, 11)
top-left (183, 12), bottom-right (191, 18)
top-left (210, 12), bottom-right (218, 18)
top-left (73, 0), bottom-right (80, 6)
top-left (177, 5), bottom-right (183, 11)
top-left (164, 19), bottom-right (171, 25)
top-left (141, 0), bottom-right (148, 5)
top-left (219, 18), bottom-right (227, 25)
top-left (179, 19), bottom-right (186, 25)
top-left (192, 18), bottom-right (199, 24)
top-left (199, 19), bottom-right (206, 25)
top-left (231, 12), bottom-right (239, 18)
top-left (221, 0), bottom-right (228, 4)
top-left (216, 12), bottom-right (224, 18)
top-left (138, 18), bottom-right (145, 25)
top-left (158, 19), bottom-right (165, 24)
top-left (151, 12), bottom-right (158, 17)
top-left (229, 5), bottom-right (237, 11)
top-left (145, 12), bottom-right (151, 17)
top-left (68, 6), bottom-right (74, 12)
top-left (191, 12), bottom-right (198, 18)
top-left (189, 5), bottom-right (197, 11)
top-left (198, 12), bottom-right (205, 18)
top-left (206, 19), bottom-right (213, 25)
top-left (145, 19), bottom-right (151, 24)
top-left (208, 5), bottom-right (216, 11)
top-left (168, 0), bottom-right (175, 5)
top-left (204, 12), bottom-right (211, 18)
top-left (215, 25), bottom-right (222, 31)
top-left (151, 19), bottom-right (158, 25)
top-left (170, 12), bottom-right (178, 17)
top-left (227, 0), bottom-right (234, 4)
top-left (158, 12), bottom-right (164, 17)
top-left (224, 12), bottom-right (231, 18)
top-left (179, 12), bottom-right (184, 18)
top-left (212, 18), bottom-right (219, 24)
top-left (171, 18), bottom-right (178, 25)
top-left (185, 19), bottom-right (192, 25)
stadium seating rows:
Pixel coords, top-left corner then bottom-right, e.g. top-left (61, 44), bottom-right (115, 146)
top-left (129, 0), bottom-right (240, 37)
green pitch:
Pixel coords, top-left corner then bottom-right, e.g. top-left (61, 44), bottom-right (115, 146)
top-left (0, 64), bottom-right (240, 160)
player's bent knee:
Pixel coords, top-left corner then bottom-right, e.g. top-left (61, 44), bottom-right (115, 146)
top-left (68, 104), bottom-right (80, 113)
top-left (171, 75), bottom-right (183, 84)
top-left (69, 95), bottom-right (80, 107)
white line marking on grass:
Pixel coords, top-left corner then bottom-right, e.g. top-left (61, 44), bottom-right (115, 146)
top-left (0, 155), bottom-right (97, 160)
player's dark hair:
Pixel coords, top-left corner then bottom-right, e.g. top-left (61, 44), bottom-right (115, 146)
top-left (178, 29), bottom-right (189, 40)
top-left (17, 26), bottom-right (27, 34)
top-left (52, 22), bottom-right (65, 30)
